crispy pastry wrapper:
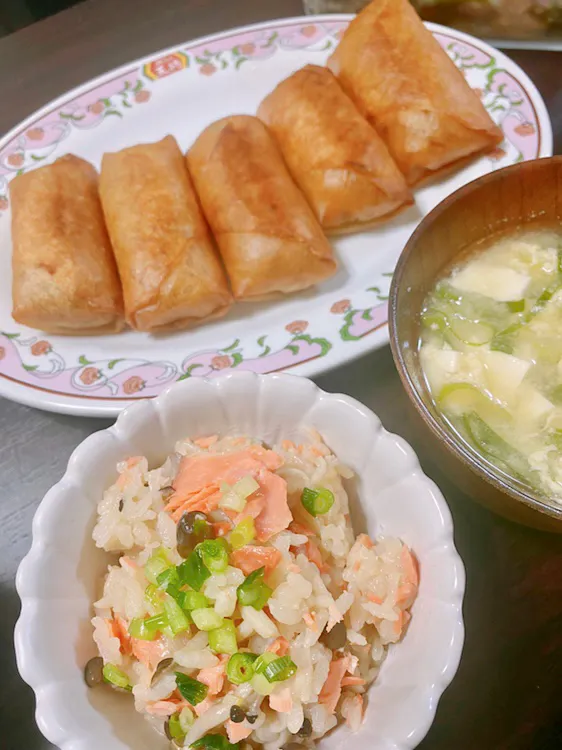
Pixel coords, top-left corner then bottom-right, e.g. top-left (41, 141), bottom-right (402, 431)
top-left (11, 154), bottom-right (124, 335)
top-left (187, 115), bottom-right (337, 299)
top-left (328, 0), bottom-right (503, 185)
top-left (100, 135), bottom-right (231, 332)
top-left (259, 65), bottom-right (413, 233)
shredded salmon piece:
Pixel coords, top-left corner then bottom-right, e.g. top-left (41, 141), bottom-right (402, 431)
top-left (341, 676), bottom-right (366, 687)
top-left (167, 450), bottom-right (291, 539)
top-left (252, 469), bottom-right (292, 541)
top-left (288, 521), bottom-right (315, 537)
top-left (247, 445), bottom-right (284, 471)
top-left (169, 484), bottom-right (221, 522)
top-left (111, 615), bottom-right (131, 656)
top-left (226, 720), bottom-right (253, 743)
top-left (305, 539), bottom-right (329, 573)
top-left (319, 657), bottom-right (348, 714)
top-left (194, 435), bottom-right (218, 449)
top-left (116, 457), bottom-right (143, 488)
top-left (231, 545), bottom-right (282, 576)
top-left (266, 637), bottom-right (289, 657)
top-left (234, 495), bottom-right (265, 525)
top-left (269, 686), bottom-right (293, 713)
top-left (197, 658), bottom-right (226, 696)
top-left (131, 637), bottom-right (168, 669)
top-left (281, 440), bottom-right (295, 451)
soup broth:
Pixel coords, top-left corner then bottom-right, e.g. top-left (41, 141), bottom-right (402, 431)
top-left (419, 228), bottom-right (562, 502)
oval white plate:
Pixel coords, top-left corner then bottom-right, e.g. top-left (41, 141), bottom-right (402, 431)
top-left (15, 372), bottom-right (465, 750)
top-left (0, 16), bottom-right (552, 417)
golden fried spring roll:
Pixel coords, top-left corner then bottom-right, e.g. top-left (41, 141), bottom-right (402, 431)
top-left (328, 0), bottom-right (503, 185)
top-left (186, 115), bottom-right (337, 299)
top-left (10, 154), bottom-right (124, 335)
top-left (99, 135), bottom-right (231, 332)
top-left (258, 65), bottom-right (413, 234)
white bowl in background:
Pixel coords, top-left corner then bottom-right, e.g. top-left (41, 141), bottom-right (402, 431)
top-left (15, 372), bottom-right (465, 750)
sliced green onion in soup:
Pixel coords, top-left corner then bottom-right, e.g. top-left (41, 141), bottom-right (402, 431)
top-left (102, 663), bottom-right (131, 690)
top-left (421, 308), bottom-right (449, 333)
top-left (448, 316), bottom-right (495, 345)
top-left (462, 411), bottom-right (532, 482)
top-left (507, 299), bottom-right (525, 313)
top-left (437, 382), bottom-right (510, 426)
top-left (226, 652), bottom-right (258, 684)
top-left (208, 619), bottom-right (237, 655)
top-left (229, 517), bottom-right (256, 550)
top-left (301, 487), bottom-right (335, 516)
top-left (175, 672), bottom-right (208, 706)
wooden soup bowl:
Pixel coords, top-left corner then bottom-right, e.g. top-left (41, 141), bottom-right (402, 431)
top-left (389, 156), bottom-right (562, 532)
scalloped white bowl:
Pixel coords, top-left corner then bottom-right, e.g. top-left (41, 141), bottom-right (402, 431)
top-left (15, 372), bottom-right (465, 750)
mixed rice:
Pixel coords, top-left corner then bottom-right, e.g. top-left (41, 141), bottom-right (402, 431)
top-left (89, 431), bottom-right (418, 749)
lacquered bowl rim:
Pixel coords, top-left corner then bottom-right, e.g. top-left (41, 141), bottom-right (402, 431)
top-left (389, 155), bottom-right (562, 524)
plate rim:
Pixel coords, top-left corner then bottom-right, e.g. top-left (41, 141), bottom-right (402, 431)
top-left (0, 14), bottom-right (553, 417)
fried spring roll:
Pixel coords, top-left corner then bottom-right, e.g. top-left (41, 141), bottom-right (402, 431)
top-left (100, 135), bottom-right (231, 332)
top-left (186, 115), bottom-right (337, 299)
top-left (10, 154), bottom-right (124, 334)
top-left (328, 0), bottom-right (503, 185)
top-left (258, 65), bottom-right (413, 234)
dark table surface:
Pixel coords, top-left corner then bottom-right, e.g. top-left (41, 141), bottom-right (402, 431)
top-left (1, 1), bottom-right (561, 749)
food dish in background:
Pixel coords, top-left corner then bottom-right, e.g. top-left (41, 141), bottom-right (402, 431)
top-left (389, 156), bottom-right (562, 531)
top-left (88, 431), bottom-right (418, 748)
top-left (420, 228), bottom-right (562, 504)
top-left (412, 0), bottom-right (562, 43)
top-left (15, 373), bottom-right (466, 750)
top-left (305, 0), bottom-right (562, 41)
top-left (0, 14), bottom-right (551, 416)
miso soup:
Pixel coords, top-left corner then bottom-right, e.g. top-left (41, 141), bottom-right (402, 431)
top-left (419, 228), bottom-right (562, 501)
